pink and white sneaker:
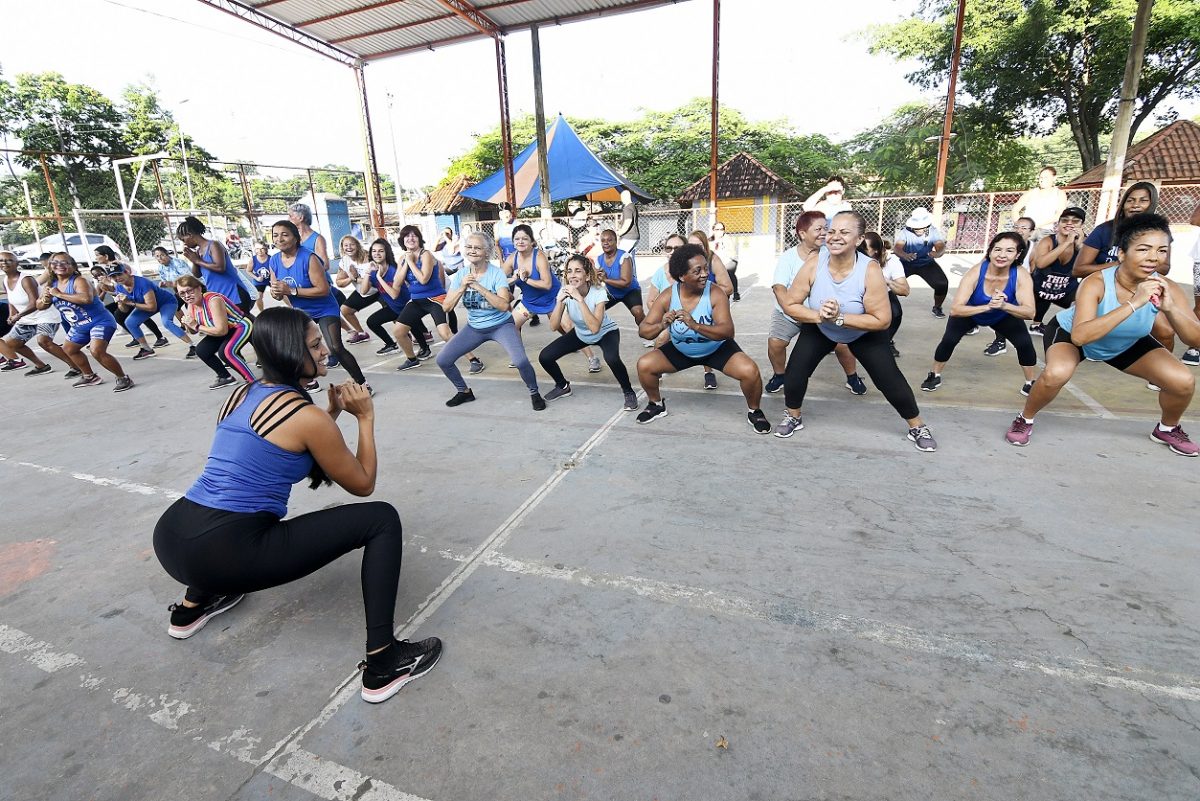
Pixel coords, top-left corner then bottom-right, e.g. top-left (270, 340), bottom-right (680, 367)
top-left (1150, 425), bottom-right (1198, 457)
top-left (1005, 416), bottom-right (1033, 446)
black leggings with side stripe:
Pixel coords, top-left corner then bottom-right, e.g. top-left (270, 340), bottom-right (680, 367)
top-left (154, 497), bottom-right (403, 651)
top-left (784, 325), bottom-right (920, 419)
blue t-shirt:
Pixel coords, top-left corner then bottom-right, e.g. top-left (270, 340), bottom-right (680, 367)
top-left (156, 256), bottom-right (191, 284)
top-left (1083, 220), bottom-right (1117, 266)
top-left (268, 246), bottom-right (341, 319)
top-left (115, 274), bottom-right (174, 310)
top-left (449, 264), bottom-right (512, 329)
top-left (301, 231), bottom-right (326, 267)
top-left (649, 267), bottom-right (671, 293)
top-left (895, 226), bottom-right (945, 268)
top-left (1056, 266), bottom-right (1159, 361)
top-left (565, 285), bottom-right (618, 345)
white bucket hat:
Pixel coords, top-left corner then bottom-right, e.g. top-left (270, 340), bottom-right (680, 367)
top-left (905, 207), bottom-right (934, 229)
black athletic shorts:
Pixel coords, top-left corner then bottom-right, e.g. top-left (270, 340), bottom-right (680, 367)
top-left (607, 288), bottom-right (644, 311)
top-left (341, 291), bottom-right (379, 312)
top-left (659, 339), bottom-right (742, 372)
top-left (1044, 316), bottom-right (1164, 371)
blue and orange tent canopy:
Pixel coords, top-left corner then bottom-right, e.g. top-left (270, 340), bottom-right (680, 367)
top-left (459, 114), bottom-right (654, 208)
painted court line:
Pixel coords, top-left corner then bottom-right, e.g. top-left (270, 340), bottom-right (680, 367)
top-left (0, 455), bottom-right (184, 499)
top-left (431, 549), bottom-right (1200, 704)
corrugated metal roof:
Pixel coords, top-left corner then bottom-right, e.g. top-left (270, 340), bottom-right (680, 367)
top-left (242, 0), bottom-right (690, 62)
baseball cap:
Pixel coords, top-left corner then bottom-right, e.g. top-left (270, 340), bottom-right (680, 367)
top-left (1060, 206), bottom-right (1086, 221)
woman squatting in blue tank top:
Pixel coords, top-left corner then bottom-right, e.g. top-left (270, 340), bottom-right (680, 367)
top-left (921, 232), bottom-right (1039, 397)
top-left (152, 306), bottom-right (442, 703)
top-left (1004, 213), bottom-right (1200, 456)
top-left (633, 242), bottom-right (771, 433)
top-left (391, 225), bottom-right (455, 372)
top-left (176, 216), bottom-right (252, 313)
top-left (268, 220), bottom-right (370, 395)
top-left (777, 210), bottom-right (938, 451)
top-left (42, 252), bottom-right (134, 391)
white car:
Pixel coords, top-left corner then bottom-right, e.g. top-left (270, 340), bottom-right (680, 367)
top-left (13, 232), bottom-right (126, 268)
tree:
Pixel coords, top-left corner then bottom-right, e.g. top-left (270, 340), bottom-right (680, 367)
top-left (847, 102), bottom-right (1036, 194)
top-left (865, 0), bottom-right (1200, 169)
top-left (440, 100), bottom-right (848, 204)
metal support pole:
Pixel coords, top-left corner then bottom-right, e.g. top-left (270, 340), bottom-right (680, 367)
top-left (238, 164), bottom-right (259, 241)
top-left (531, 24), bottom-right (552, 215)
top-left (983, 191), bottom-right (995, 248)
top-left (39, 155), bottom-right (67, 251)
top-left (708, 0), bottom-right (721, 222)
top-left (178, 123), bottom-right (196, 211)
top-left (152, 162), bottom-right (180, 254)
top-left (494, 35), bottom-right (517, 212)
top-left (877, 199), bottom-right (884, 234)
top-left (931, 0), bottom-right (967, 226)
top-left (353, 62), bottom-right (387, 236)
top-left (306, 168), bottom-right (320, 233)
top-left (21, 179), bottom-right (41, 243)
top-left (1098, 0), bottom-right (1154, 222)
top-left (112, 161), bottom-right (141, 269)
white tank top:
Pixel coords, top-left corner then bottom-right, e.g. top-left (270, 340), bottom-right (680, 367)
top-left (6, 273), bottom-right (61, 325)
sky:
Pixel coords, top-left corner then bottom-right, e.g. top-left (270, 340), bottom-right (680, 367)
top-left (4, 0), bottom-right (1193, 193)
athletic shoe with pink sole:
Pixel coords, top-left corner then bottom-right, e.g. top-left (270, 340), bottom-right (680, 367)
top-left (1005, 416), bottom-right (1033, 446)
top-left (1150, 425), bottom-right (1198, 456)
top-left (359, 637), bottom-right (443, 703)
top-left (167, 593), bottom-right (245, 639)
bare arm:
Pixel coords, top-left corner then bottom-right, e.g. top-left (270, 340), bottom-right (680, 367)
top-left (637, 288), bottom-right (674, 340)
top-left (604, 255), bottom-right (634, 290)
top-left (843, 264), bottom-right (892, 331)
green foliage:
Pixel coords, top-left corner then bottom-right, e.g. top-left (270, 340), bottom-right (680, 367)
top-left (865, 0), bottom-right (1200, 169)
top-left (848, 101), bottom-right (1036, 193)
top-left (441, 100), bottom-right (847, 203)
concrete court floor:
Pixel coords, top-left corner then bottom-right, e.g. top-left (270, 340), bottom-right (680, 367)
top-left (0, 258), bottom-right (1197, 801)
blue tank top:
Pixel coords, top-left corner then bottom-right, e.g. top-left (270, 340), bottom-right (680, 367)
top-left (1057, 266), bottom-right (1158, 361)
top-left (51, 276), bottom-right (115, 327)
top-left (269, 246), bottom-right (341, 319)
top-left (668, 282), bottom-right (721, 358)
top-left (598, 248), bottom-right (639, 298)
top-left (199, 241), bottom-right (242, 305)
top-left (403, 250), bottom-right (446, 300)
top-left (301, 231), bottom-right (325, 267)
top-left (1034, 234), bottom-right (1079, 301)
top-left (250, 255), bottom-right (271, 285)
top-left (806, 248), bottom-right (869, 343)
top-left (185, 382), bottom-right (315, 517)
top-left (513, 250), bottom-right (559, 314)
top-left (372, 264), bottom-right (411, 313)
top-left (968, 262), bottom-right (1019, 326)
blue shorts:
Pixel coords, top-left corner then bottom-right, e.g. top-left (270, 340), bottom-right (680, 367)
top-left (67, 319), bottom-right (118, 346)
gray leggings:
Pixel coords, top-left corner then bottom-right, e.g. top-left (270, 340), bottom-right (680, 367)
top-left (436, 319), bottom-right (539, 394)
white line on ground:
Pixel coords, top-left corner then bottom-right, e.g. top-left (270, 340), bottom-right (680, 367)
top-left (433, 550), bottom-right (1200, 703)
top-left (0, 455), bottom-right (184, 499)
top-left (1035, 358), bottom-right (1117, 419)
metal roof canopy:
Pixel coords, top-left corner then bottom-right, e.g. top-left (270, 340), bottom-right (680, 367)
top-left (195, 0), bottom-right (699, 231)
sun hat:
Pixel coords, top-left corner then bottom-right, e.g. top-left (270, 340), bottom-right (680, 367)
top-left (905, 207), bottom-right (934, 229)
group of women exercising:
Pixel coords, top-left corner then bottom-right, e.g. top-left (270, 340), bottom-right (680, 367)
top-left (4, 197), bottom-right (1197, 709)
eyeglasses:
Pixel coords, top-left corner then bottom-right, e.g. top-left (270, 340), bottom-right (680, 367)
top-left (49, 260), bottom-right (71, 266)
top-left (664, 246), bottom-right (677, 252)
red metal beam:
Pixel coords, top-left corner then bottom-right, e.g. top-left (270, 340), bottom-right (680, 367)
top-left (709, 0), bottom-right (719, 209)
top-left (434, 0), bottom-right (502, 36)
top-left (494, 35), bottom-right (517, 211)
top-left (294, 0), bottom-right (408, 28)
top-left (193, 0), bottom-right (359, 65)
top-left (361, 31), bottom-right (484, 60)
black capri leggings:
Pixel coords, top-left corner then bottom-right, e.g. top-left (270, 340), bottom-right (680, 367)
top-left (398, 297), bottom-right (448, 330)
top-left (887, 292), bottom-right (904, 341)
top-left (934, 315), bottom-right (1037, 366)
top-left (784, 325), bottom-right (920, 419)
top-left (318, 315), bottom-right (366, 384)
top-left (903, 260), bottom-right (949, 306)
top-left (538, 328), bottom-right (633, 392)
top-left (153, 497), bottom-right (403, 651)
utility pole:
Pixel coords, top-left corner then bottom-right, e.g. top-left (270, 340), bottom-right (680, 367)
top-left (1098, 0), bottom-right (1154, 221)
top-left (931, 0), bottom-right (967, 227)
top-left (531, 24), bottom-right (552, 217)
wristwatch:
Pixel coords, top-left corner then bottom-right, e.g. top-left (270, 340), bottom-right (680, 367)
top-left (834, 314), bottom-right (845, 327)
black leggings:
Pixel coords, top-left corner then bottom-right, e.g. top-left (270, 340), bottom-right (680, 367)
top-left (784, 325), bottom-right (920, 419)
top-left (366, 305), bottom-right (433, 349)
top-left (727, 263), bottom-right (739, 295)
top-left (111, 303), bottom-right (164, 341)
top-left (904, 260), bottom-right (949, 306)
top-left (934, 315), bottom-right (1037, 366)
top-left (1034, 289), bottom-right (1076, 323)
top-left (888, 293), bottom-right (903, 341)
top-left (317, 316), bottom-right (366, 383)
top-left (538, 329), bottom-right (633, 392)
top-left (154, 497), bottom-right (403, 651)
top-left (398, 297), bottom-right (448, 329)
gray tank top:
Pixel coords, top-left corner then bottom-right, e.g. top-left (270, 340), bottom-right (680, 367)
top-left (805, 247), bottom-right (870, 343)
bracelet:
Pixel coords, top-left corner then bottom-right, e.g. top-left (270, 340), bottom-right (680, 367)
top-left (1126, 300), bottom-right (1137, 313)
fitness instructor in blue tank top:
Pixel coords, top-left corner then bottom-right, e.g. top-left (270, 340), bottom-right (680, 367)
top-left (634, 243), bottom-right (771, 433)
top-left (1005, 213), bottom-right (1200, 455)
top-left (152, 307), bottom-right (443, 703)
top-left (777, 210), bottom-right (937, 451)
top-left (176, 216), bottom-right (253, 313)
top-left (920, 231), bottom-right (1039, 397)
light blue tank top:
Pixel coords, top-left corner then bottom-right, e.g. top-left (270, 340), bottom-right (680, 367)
top-left (968, 262), bottom-right (1018, 327)
top-left (1057, 266), bottom-right (1158, 361)
top-left (599, 249), bottom-right (639, 298)
top-left (185, 382), bottom-right (315, 517)
top-left (669, 282), bottom-right (721, 358)
top-left (268, 246), bottom-right (341, 319)
top-left (806, 248), bottom-right (869, 343)
top-left (199, 241), bottom-right (242, 304)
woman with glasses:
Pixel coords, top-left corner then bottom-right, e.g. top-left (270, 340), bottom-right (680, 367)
top-left (176, 274), bottom-right (255, 389)
top-left (436, 231), bottom-right (545, 410)
top-left (38, 252), bottom-right (133, 391)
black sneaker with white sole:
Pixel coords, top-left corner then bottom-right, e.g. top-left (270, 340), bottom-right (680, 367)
top-left (920, 372), bottom-right (941, 392)
top-left (636, 400), bottom-right (667, 424)
top-left (359, 637), bottom-right (443, 704)
top-left (167, 593), bottom-right (245, 639)
top-left (747, 409), bottom-right (771, 434)
top-left (984, 339), bottom-right (1007, 356)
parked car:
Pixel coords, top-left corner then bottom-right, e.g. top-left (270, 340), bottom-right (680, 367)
top-left (13, 232), bottom-right (126, 268)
